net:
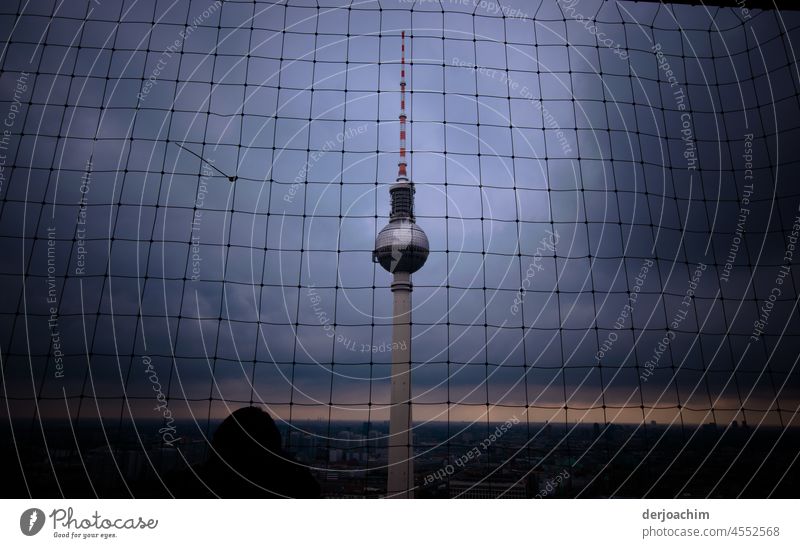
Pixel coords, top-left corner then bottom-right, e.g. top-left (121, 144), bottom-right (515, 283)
top-left (1, 0), bottom-right (799, 498)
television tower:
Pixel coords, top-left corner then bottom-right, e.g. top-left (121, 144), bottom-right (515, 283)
top-left (372, 30), bottom-right (429, 498)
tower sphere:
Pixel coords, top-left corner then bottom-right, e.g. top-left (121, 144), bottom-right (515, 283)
top-left (373, 218), bottom-right (429, 274)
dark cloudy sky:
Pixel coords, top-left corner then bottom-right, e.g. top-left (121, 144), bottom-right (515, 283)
top-left (0, 0), bottom-right (799, 429)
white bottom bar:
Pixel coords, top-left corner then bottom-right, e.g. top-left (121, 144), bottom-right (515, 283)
top-left (1, 499), bottom-right (797, 547)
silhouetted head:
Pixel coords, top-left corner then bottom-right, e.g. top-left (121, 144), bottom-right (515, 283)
top-left (211, 406), bottom-right (282, 464)
top-left (189, 406), bottom-right (320, 498)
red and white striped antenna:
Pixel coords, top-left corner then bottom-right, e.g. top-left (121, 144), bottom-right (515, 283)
top-left (398, 31), bottom-right (408, 181)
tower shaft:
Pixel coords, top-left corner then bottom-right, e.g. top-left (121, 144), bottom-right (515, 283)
top-left (387, 271), bottom-right (413, 497)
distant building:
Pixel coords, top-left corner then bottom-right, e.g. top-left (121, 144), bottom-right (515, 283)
top-left (448, 480), bottom-right (528, 499)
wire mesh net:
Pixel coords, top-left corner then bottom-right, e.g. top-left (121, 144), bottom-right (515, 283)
top-left (1, 0), bottom-right (799, 498)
